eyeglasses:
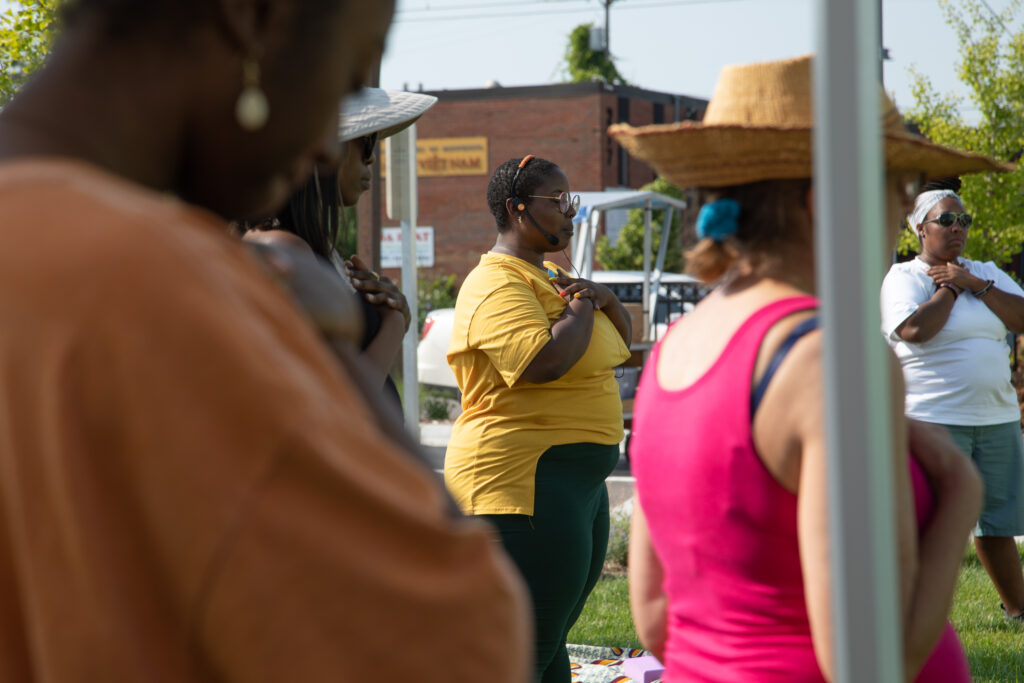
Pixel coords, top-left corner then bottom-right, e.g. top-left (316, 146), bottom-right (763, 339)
top-left (924, 211), bottom-right (973, 229)
top-left (360, 132), bottom-right (379, 161)
top-left (527, 192), bottom-right (581, 216)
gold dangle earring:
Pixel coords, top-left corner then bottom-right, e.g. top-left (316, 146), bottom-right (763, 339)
top-left (235, 53), bottom-right (269, 132)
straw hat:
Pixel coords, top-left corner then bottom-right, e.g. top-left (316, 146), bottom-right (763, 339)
top-left (609, 55), bottom-right (1012, 188)
top-left (338, 88), bottom-right (438, 142)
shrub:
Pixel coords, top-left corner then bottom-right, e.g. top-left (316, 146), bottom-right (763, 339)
top-left (595, 177), bottom-right (686, 273)
top-left (418, 273), bottom-right (458, 333)
top-left (420, 387), bottom-right (453, 421)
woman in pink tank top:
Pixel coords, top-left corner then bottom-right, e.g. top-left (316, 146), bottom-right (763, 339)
top-left (610, 55), bottom-right (1002, 682)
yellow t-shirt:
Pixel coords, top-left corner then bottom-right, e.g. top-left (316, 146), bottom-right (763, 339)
top-left (444, 252), bottom-right (631, 515)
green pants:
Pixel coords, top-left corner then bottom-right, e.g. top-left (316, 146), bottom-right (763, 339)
top-left (482, 442), bottom-right (619, 683)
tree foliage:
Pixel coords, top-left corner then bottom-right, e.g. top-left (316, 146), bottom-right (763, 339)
top-left (595, 177), bottom-right (685, 272)
top-left (901, 0), bottom-right (1024, 266)
top-left (0, 0), bottom-right (59, 106)
top-left (563, 23), bottom-right (627, 85)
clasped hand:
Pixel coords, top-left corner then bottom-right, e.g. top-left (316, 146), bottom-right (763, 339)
top-left (927, 261), bottom-right (985, 293)
top-left (344, 254), bottom-right (412, 332)
top-left (553, 275), bottom-right (612, 310)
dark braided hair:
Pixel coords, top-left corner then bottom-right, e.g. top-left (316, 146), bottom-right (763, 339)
top-left (486, 156), bottom-right (560, 231)
top-left (919, 176), bottom-right (962, 194)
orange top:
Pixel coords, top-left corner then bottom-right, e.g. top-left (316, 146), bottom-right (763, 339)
top-left (0, 159), bottom-right (528, 682)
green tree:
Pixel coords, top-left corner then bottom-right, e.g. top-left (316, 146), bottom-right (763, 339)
top-left (595, 177), bottom-right (685, 272)
top-left (562, 23), bottom-right (626, 85)
top-left (901, 0), bottom-right (1024, 265)
top-left (0, 0), bottom-right (59, 106)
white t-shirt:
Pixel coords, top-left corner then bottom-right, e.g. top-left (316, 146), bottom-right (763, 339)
top-left (880, 256), bottom-right (1023, 426)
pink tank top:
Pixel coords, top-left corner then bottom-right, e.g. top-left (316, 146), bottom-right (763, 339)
top-left (630, 296), bottom-right (970, 682)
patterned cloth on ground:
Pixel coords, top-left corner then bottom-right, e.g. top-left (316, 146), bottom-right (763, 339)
top-left (567, 645), bottom-right (657, 683)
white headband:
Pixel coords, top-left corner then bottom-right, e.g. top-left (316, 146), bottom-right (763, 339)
top-left (909, 189), bottom-right (959, 231)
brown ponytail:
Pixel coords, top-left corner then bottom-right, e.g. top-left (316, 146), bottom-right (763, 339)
top-left (686, 239), bottom-right (739, 283)
top-left (684, 179), bottom-right (812, 283)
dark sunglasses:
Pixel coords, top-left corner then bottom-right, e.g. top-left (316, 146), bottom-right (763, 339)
top-left (360, 132), bottom-right (379, 161)
top-left (527, 191), bottom-right (581, 217)
top-left (924, 211), bottom-right (973, 229)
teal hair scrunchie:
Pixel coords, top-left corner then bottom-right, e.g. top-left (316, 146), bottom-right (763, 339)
top-left (696, 199), bottom-right (741, 242)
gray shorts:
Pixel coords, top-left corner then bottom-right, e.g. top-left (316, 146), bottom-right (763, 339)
top-left (939, 421), bottom-right (1024, 537)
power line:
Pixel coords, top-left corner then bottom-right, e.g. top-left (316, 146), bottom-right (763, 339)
top-left (392, 13), bottom-right (536, 53)
top-left (978, 0), bottom-right (1013, 36)
top-left (395, 6), bottom-right (597, 23)
top-left (394, 0), bottom-right (748, 23)
top-left (398, 0), bottom-right (586, 15)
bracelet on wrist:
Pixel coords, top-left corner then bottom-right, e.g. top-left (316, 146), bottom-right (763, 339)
top-left (972, 279), bottom-right (995, 298)
top-left (937, 283), bottom-right (960, 300)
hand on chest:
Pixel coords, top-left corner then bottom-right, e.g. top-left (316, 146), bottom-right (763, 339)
top-left (533, 278), bottom-right (570, 322)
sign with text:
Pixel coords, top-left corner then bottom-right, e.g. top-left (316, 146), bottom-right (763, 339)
top-left (381, 137), bottom-right (488, 177)
top-left (381, 226), bottom-right (434, 268)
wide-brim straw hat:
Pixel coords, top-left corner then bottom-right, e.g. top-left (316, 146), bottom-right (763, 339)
top-left (338, 88), bottom-right (438, 142)
top-left (609, 55), bottom-right (1012, 188)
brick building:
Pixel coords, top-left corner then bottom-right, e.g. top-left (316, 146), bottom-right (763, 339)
top-left (357, 82), bottom-right (707, 284)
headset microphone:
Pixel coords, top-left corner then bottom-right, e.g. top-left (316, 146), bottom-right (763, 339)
top-left (509, 155), bottom-right (533, 213)
top-left (523, 208), bottom-right (560, 246)
top-left (510, 154), bottom-right (559, 247)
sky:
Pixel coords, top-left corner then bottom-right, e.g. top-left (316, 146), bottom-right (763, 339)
top-left (381, 0), bottom-right (1023, 118)
top-left (2, 0), bottom-right (1017, 118)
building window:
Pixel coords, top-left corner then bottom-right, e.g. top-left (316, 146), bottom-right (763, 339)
top-left (618, 97), bottom-right (630, 186)
top-left (653, 103), bottom-right (664, 124)
top-left (606, 107), bottom-right (615, 167)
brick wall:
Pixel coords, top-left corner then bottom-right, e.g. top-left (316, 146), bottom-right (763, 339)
top-left (356, 84), bottom-right (704, 288)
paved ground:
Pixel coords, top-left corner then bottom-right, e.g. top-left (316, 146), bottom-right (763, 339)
top-left (420, 421), bottom-right (636, 512)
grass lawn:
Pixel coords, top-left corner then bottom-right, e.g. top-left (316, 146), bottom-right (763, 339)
top-left (567, 572), bottom-right (641, 650)
top-left (570, 545), bottom-right (1024, 681)
top-left (951, 544), bottom-right (1024, 682)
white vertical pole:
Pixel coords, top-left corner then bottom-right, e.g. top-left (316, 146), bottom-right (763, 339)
top-left (641, 201), bottom-right (652, 341)
top-left (814, 2), bottom-right (902, 682)
top-left (655, 206), bottom-right (673, 275)
top-left (580, 209), bottom-right (600, 279)
top-left (649, 206), bottom-right (673, 336)
top-left (399, 125), bottom-right (420, 441)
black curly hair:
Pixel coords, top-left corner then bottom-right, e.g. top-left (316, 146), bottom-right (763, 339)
top-left (486, 156), bottom-right (560, 231)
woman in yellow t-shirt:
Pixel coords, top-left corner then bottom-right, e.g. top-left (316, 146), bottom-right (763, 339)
top-left (445, 155), bottom-right (632, 683)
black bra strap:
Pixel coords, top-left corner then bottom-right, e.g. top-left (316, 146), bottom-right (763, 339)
top-left (751, 316), bottom-right (820, 417)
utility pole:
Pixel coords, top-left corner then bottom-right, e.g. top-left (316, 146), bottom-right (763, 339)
top-left (363, 55), bottom-right (383, 272)
top-left (604, 0), bottom-right (611, 56)
top-left (878, 0), bottom-right (887, 86)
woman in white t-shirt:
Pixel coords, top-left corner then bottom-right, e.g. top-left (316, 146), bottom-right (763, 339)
top-left (881, 181), bottom-right (1024, 622)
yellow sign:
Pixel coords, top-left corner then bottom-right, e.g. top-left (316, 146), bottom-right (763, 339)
top-left (381, 137), bottom-right (488, 177)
